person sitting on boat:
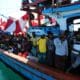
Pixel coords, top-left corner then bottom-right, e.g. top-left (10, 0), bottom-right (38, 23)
top-left (54, 31), bottom-right (68, 71)
top-left (37, 34), bottom-right (47, 64)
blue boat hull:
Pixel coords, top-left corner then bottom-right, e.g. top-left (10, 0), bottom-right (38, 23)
top-left (0, 53), bottom-right (55, 80)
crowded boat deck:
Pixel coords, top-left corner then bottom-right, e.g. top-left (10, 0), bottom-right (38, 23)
top-left (0, 0), bottom-right (80, 80)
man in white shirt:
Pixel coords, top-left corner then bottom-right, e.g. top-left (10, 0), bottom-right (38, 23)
top-left (54, 31), bottom-right (68, 71)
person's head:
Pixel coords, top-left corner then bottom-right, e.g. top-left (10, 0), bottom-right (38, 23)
top-left (32, 32), bottom-right (36, 37)
top-left (76, 29), bottom-right (80, 41)
top-left (78, 28), bottom-right (80, 34)
top-left (47, 31), bottom-right (53, 39)
top-left (26, 34), bottom-right (31, 39)
top-left (41, 34), bottom-right (45, 39)
top-left (59, 31), bottom-right (66, 40)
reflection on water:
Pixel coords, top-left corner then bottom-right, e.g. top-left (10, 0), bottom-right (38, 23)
top-left (0, 61), bottom-right (24, 80)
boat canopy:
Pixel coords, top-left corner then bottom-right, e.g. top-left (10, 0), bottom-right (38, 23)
top-left (42, 3), bottom-right (80, 14)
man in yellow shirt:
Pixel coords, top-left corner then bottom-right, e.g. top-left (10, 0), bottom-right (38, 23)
top-left (37, 35), bottom-right (47, 63)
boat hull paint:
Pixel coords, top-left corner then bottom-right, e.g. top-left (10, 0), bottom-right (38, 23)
top-left (0, 53), bottom-right (55, 80)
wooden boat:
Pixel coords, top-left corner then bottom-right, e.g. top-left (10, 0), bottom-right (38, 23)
top-left (0, 49), bottom-right (80, 80)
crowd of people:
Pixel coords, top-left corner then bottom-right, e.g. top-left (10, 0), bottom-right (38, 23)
top-left (0, 29), bottom-right (80, 73)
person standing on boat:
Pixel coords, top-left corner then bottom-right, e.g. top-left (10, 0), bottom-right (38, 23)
top-left (31, 32), bottom-right (38, 57)
top-left (66, 29), bottom-right (80, 73)
top-left (71, 29), bottom-right (80, 69)
top-left (37, 34), bottom-right (47, 64)
top-left (54, 31), bottom-right (68, 71)
top-left (46, 32), bottom-right (55, 66)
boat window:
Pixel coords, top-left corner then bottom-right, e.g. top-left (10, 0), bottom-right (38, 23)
top-left (73, 19), bottom-right (80, 31)
top-left (71, 0), bottom-right (80, 3)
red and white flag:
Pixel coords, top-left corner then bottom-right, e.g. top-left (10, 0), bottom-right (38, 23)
top-left (4, 17), bottom-right (14, 30)
top-left (19, 13), bottom-right (29, 32)
top-left (0, 18), bottom-right (2, 25)
top-left (13, 20), bottom-right (22, 34)
top-left (6, 14), bottom-right (29, 34)
top-left (0, 21), bottom-right (7, 30)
